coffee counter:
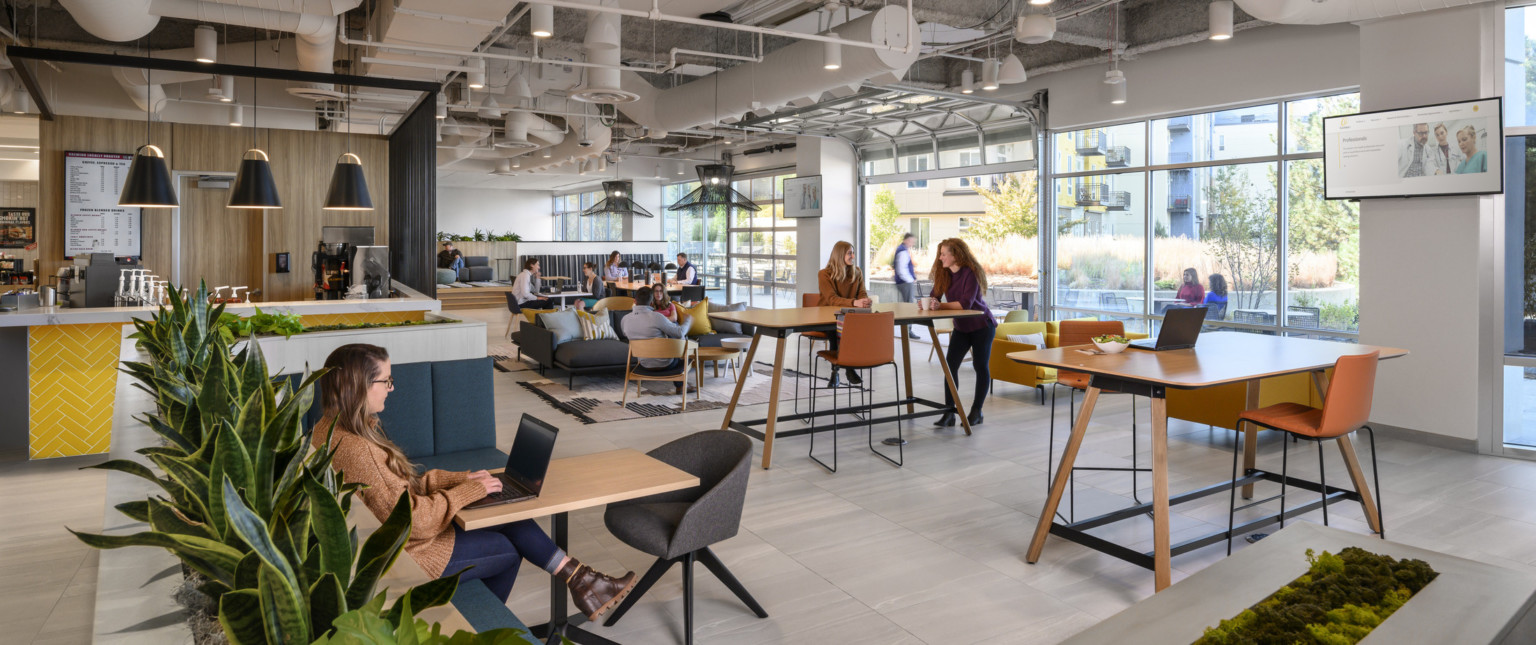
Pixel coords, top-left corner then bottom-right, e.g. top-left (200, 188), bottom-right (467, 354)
top-left (0, 281), bottom-right (440, 461)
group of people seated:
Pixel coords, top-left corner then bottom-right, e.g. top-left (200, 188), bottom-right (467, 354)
top-left (509, 251), bottom-right (702, 312)
top-left (1173, 267), bottom-right (1229, 318)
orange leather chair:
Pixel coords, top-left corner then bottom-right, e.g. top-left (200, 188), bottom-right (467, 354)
top-left (1227, 351), bottom-right (1383, 553)
top-left (1050, 320), bottom-right (1148, 521)
top-left (807, 312), bottom-right (902, 471)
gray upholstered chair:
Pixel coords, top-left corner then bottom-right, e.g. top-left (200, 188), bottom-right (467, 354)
top-left (601, 431), bottom-right (766, 644)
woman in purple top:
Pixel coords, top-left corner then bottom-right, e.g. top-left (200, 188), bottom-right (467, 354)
top-left (929, 238), bottom-right (996, 427)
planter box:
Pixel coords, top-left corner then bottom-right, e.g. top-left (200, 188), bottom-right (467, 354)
top-left (237, 313), bottom-right (488, 376)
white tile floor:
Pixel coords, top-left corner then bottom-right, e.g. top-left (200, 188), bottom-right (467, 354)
top-left (9, 306), bottom-right (1536, 644)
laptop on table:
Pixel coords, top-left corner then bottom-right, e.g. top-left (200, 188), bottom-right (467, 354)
top-left (1128, 305), bottom-right (1208, 351)
top-left (463, 414), bottom-right (560, 509)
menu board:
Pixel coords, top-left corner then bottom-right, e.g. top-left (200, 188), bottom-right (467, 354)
top-left (65, 151), bottom-right (141, 258)
top-left (0, 207), bottom-right (33, 248)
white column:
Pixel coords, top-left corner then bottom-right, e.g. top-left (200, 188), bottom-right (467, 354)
top-left (796, 136), bottom-right (858, 296)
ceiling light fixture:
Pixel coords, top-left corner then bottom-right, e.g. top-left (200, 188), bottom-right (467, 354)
top-left (531, 4), bottom-right (554, 38)
top-left (229, 39), bottom-right (281, 209)
top-left (324, 78), bottom-right (373, 211)
top-left (193, 25), bottom-right (217, 63)
top-left (823, 32), bottom-right (842, 70)
top-left (217, 75), bottom-right (234, 102)
top-left (543, 147), bottom-right (553, 158)
top-left (667, 165), bottom-right (761, 212)
top-left (467, 59), bottom-right (486, 89)
top-left (998, 54), bottom-right (1027, 84)
top-left (981, 59), bottom-right (1000, 91)
top-left (120, 39), bottom-right (176, 208)
top-left (676, 161), bottom-right (686, 175)
top-left (1028, 0), bottom-right (1053, 5)
top-left (10, 93), bottom-right (30, 115)
top-left (961, 68), bottom-right (975, 94)
top-left (228, 105), bottom-right (242, 127)
top-left (436, 95), bottom-right (447, 119)
top-left (1105, 70), bottom-right (1127, 104)
top-left (1016, 14), bottom-right (1056, 44)
top-left (585, 180), bottom-right (655, 217)
top-left (1209, 0), bottom-right (1234, 40)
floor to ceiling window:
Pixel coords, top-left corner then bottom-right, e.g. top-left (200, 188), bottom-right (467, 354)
top-left (1501, 3), bottom-right (1536, 452)
top-left (1046, 93), bottom-right (1360, 338)
top-left (551, 189), bottom-right (621, 241)
top-left (660, 171), bottom-right (799, 307)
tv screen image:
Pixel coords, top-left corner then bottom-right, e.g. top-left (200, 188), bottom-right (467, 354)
top-left (1323, 97), bottom-right (1502, 199)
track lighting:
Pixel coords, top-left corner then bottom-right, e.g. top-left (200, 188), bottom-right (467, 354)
top-left (467, 59), bottom-right (485, 89)
top-left (961, 68), bottom-right (975, 94)
top-left (194, 25), bottom-right (217, 63)
top-left (1209, 1), bottom-right (1234, 40)
top-left (823, 33), bottom-right (841, 70)
top-left (531, 4), bottom-right (553, 38)
top-left (981, 59), bottom-right (1000, 91)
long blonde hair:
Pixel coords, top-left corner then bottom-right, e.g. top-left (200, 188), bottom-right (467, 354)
top-left (823, 240), bottom-right (860, 283)
top-left (929, 238), bottom-right (987, 298)
top-left (319, 344), bottom-right (424, 495)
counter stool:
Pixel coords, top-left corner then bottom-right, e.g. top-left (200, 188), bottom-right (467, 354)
top-left (794, 292), bottom-right (831, 420)
top-left (1049, 320), bottom-right (1146, 523)
top-left (1227, 351), bottom-right (1384, 554)
top-left (807, 312), bottom-right (902, 471)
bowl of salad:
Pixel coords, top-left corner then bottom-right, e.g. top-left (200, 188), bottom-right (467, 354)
top-left (1092, 334), bottom-right (1132, 354)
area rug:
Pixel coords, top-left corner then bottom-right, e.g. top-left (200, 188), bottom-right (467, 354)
top-left (488, 342), bottom-right (535, 372)
top-left (516, 362), bottom-right (848, 424)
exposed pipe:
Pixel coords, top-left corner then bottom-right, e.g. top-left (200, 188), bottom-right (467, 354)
top-left (146, 0), bottom-right (360, 75)
top-left (339, 31), bottom-right (660, 75)
top-left (1234, 0), bottom-right (1482, 24)
top-left (518, 0), bottom-right (917, 54)
top-left (57, 0), bottom-right (160, 42)
top-left (665, 45), bottom-right (763, 73)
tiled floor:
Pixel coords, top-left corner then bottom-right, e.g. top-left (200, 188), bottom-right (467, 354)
top-left (10, 306), bottom-right (1536, 644)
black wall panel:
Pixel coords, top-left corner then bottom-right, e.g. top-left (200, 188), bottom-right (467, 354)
top-left (388, 92), bottom-right (438, 298)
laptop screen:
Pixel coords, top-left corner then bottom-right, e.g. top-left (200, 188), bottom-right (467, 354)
top-left (1156, 306), bottom-right (1208, 348)
top-left (505, 414), bottom-right (559, 494)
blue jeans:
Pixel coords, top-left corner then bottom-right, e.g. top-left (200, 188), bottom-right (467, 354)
top-left (442, 520), bottom-right (565, 602)
top-left (449, 257), bottom-right (465, 273)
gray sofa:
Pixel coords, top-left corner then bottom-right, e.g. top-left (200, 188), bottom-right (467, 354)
top-left (459, 256), bottom-right (493, 282)
top-left (518, 304), bottom-right (754, 388)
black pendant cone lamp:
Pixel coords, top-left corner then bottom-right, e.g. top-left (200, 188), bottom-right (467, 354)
top-left (323, 72), bottom-right (372, 210)
top-left (120, 40), bottom-right (177, 208)
top-left (584, 180), bottom-right (652, 217)
top-left (666, 164), bottom-right (760, 212)
top-left (229, 39), bottom-right (281, 209)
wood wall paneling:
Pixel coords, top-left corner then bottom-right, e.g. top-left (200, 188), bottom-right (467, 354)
top-left (38, 116), bottom-right (388, 303)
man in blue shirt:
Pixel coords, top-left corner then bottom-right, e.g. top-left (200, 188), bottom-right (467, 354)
top-left (893, 233), bottom-right (918, 339)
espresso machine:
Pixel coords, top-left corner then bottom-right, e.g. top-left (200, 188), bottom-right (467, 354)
top-left (312, 241), bottom-right (354, 300)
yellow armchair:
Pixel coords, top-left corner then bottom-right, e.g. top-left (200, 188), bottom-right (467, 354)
top-left (991, 321), bottom-right (1056, 403)
top-left (1167, 368), bottom-right (1330, 430)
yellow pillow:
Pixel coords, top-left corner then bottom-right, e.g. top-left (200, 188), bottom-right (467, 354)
top-left (522, 308), bottom-right (557, 324)
top-left (678, 298), bottom-right (713, 337)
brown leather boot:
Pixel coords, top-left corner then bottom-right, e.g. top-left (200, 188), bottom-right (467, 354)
top-left (556, 559), bottom-right (637, 621)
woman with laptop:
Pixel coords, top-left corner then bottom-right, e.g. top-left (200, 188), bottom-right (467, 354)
top-left (313, 344), bottom-right (637, 618)
top-left (927, 238), bottom-right (995, 428)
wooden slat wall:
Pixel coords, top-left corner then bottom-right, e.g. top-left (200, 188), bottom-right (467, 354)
top-left (38, 115), bottom-right (389, 302)
top-left (387, 94), bottom-right (436, 298)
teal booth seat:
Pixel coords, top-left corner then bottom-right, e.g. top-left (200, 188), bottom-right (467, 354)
top-left (292, 356), bottom-right (507, 473)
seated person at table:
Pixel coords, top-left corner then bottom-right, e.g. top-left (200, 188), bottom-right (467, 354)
top-left (1176, 267), bottom-right (1205, 307)
top-left (671, 252), bottom-right (699, 285)
top-left (817, 240), bottom-right (873, 387)
top-left (648, 282), bottom-right (678, 322)
top-left (437, 242), bottom-right (464, 274)
top-left (604, 251), bottom-right (627, 281)
top-left (578, 262), bottom-right (607, 309)
top-left (621, 289), bottom-right (696, 394)
top-left (313, 344), bottom-right (636, 616)
top-left (511, 257), bottom-right (554, 309)
top-left (1203, 273), bottom-right (1229, 320)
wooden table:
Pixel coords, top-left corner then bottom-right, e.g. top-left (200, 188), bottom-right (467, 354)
top-left (606, 280), bottom-right (683, 296)
top-left (694, 345), bottom-right (740, 383)
top-left (456, 449), bottom-right (699, 644)
top-left (1007, 332), bottom-right (1407, 592)
top-left (710, 304), bottom-right (987, 469)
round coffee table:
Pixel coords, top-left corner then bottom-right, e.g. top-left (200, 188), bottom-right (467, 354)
top-left (694, 346), bottom-right (741, 385)
top-left (717, 337), bottom-right (754, 381)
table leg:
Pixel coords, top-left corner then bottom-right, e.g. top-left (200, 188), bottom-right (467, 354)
top-left (901, 324), bottom-right (915, 415)
top-left (1027, 386), bottom-right (1101, 563)
top-left (528, 512), bottom-right (620, 645)
top-left (719, 334), bottom-right (762, 431)
top-left (935, 341), bottom-right (972, 436)
top-left (1336, 435), bottom-right (1383, 533)
top-left (761, 337), bottom-right (789, 469)
top-left (1241, 379), bottom-right (1260, 500)
top-left (1151, 395), bottom-right (1171, 592)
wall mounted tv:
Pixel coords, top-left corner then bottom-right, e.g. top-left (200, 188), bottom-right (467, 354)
top-left (1324, 97), bottom-right (1502, 200)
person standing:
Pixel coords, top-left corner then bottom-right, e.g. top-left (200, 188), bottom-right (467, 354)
top-left (818, 240), bottom-right (872, 387)
top-left (928, 238), bottom-right (995, 427)
top-left (1455, 125), bottom-right (1487, 174)
top-left (1176, 268), bottom-right (1205, 307)
top-left (512, 258), bottom-right (554, 309)
top-left (893, 233), bottom-right (919, 340)
top-left (672, 253), bottom-right (699, 286)
top-left (1398, 122), bottom-right (1433, 178)
top-left (1430, 123), bottom-right (1465, 175)
top-left (437, 242), bottom-right (465, 275)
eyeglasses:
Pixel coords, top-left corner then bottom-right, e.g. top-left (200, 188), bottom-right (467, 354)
top-left (372, 377), bottom-right (395, 389)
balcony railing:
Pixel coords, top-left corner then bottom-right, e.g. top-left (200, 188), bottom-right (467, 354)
top-left (1166, 119), bottom-right (1191, 133)
top-left (1105, 146), bottom-right (1132, 167)
top-left (1168, 194), bottom-right (1192, 211)
top-left (1074, 182), bottom-right (1131, 211)
top-left (1103, 191), bottom-right (1131, 211)
top-left (1074, 130), bottom-right (1108, 156)
top-left (1166, 151), bottom-right (1193, 164)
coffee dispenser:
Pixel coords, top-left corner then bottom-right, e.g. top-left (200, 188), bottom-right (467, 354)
top-left (312, 241), bottom-right (354, 300)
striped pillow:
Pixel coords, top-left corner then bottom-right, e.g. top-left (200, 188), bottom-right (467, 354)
top-left (577, 309), bottom-right (617, 341)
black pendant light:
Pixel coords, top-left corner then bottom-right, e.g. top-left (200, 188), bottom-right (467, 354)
top-left (666, 164), bottom-right (760, 212)
top-left (120, 39), bottom-right (177, 208)
top-left (323, 72), bottom-right (372, 210)
top-left (229, 38), bottom-right (281, 209)
top-left (583, 180), bottom-right (652, 217)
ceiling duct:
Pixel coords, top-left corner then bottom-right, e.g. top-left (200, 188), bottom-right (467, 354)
top-left (570, 0), bottom-right (640, 104)
top-left (145, 0), bottom-right (361, 100)
top-left (57, 0), bottom-right (160, 42)
top-left (495, 111), bottom-right (541, 149)
top-left (1233, 0), bottom-right (1483, 24)
top-left (618, 4), bottom-right (917, 133)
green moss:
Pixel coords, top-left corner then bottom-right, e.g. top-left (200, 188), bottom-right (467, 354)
top-left (1194, 547), bottom-right (1437, 645)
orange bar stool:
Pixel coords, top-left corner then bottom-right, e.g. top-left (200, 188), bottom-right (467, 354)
top-left (795, 292), bottom-right (832, 420)
top-left (1050, 320), bottom-right (1146, 522)
top-left (807, 312), bottom-right (902, 471)
top-left (1227, 351), bottom-right (1384, 554)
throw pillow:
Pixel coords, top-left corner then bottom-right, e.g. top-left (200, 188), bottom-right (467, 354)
top-left (576, 309), bottom-right (617, 341)
top-left (522, 308), bottom-right (557, 325)
top-left (678, 298), bottom-right (713, 337)
top-left (1006, 332), bottom-right (1046, 350)
top-left (709, 300), bottom-right (747, 334)
top-left (537, 310), bottom-right (583, 346)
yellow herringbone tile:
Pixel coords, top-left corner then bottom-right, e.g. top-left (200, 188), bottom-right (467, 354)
top-left (28, 323), bottom-right (123, 459)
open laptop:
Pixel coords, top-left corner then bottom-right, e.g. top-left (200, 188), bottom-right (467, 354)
top-left (1129, 305), bottom-right (1208, 351)
top-left (463, 414), bottom-right (559, 509)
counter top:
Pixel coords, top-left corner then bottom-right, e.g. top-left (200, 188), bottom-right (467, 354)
top-left (0, 280), bottom-right (440, 328)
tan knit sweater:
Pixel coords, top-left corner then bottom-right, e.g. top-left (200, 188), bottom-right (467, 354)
top-left (316, 421), bottom-right (487, 577)
top-left (817, 267), bottom-right (868, 307)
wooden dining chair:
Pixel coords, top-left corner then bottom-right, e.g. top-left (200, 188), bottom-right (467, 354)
top-left (1227, 351), bottom-right (1384, 553)
top-left (807, 312), bottom-right (902, 471)
top-left (1049, 320), bottom-right (1146, 522)
top-left (622, 338), bottom-right (697, 411)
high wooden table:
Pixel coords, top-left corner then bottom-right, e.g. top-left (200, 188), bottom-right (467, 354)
top-left (456, 449), bottom-right (699, 645)
top-left (1007, 332), bottom-right (1407, 592)
top-left (710, 304), bottom-right (987, 469)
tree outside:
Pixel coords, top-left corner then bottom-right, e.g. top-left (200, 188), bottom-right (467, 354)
top-left (867, 188), bottom-right (904, 264)
top-left (1204, 165), bottom-right (1279, 311)
top-left (970, 172), bottom-right (1039, 242)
